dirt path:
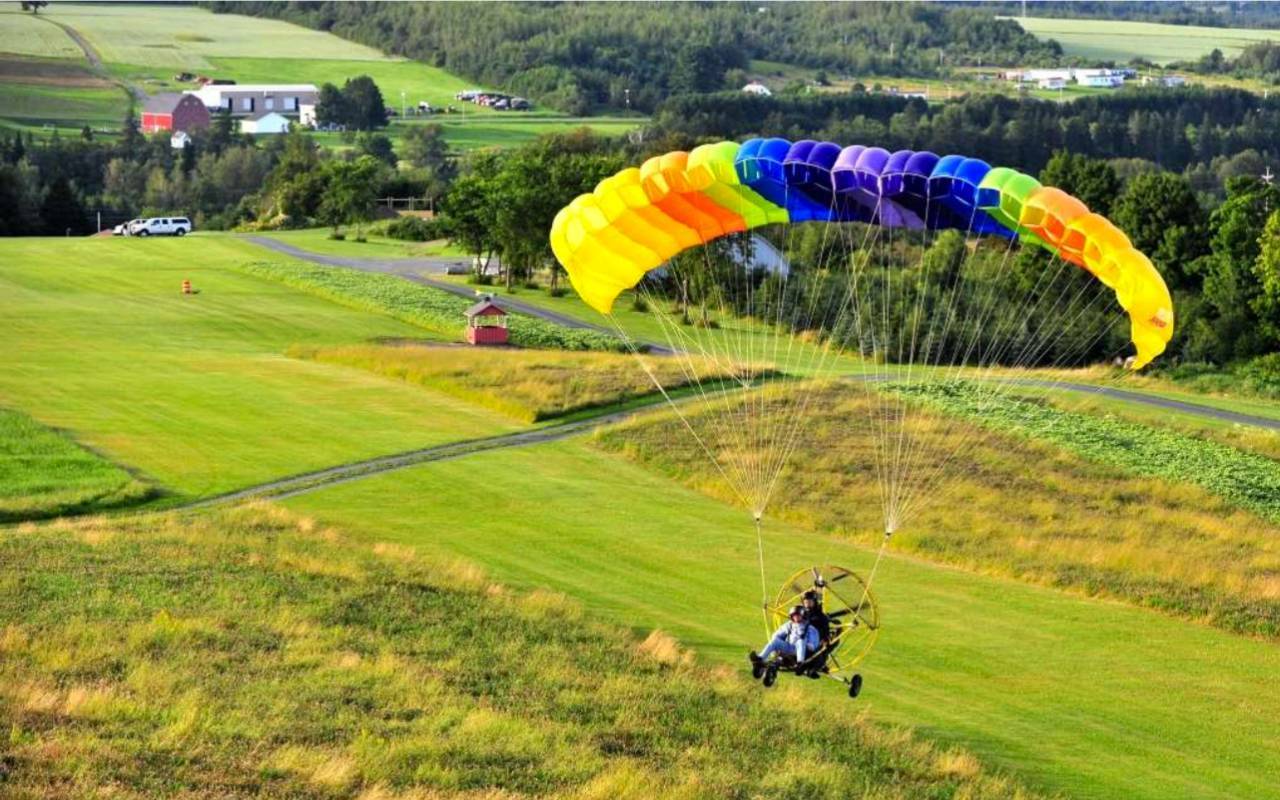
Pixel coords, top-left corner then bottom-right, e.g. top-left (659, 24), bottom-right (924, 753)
top-left (33, 13), bottom-right (146, 104)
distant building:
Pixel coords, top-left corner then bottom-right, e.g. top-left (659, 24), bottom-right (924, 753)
top-left (1019, 69), bottom-right (1073, 83)
top-left (170, 130), bottom-right (192, 149)
top-left (187, 84), bottom-right (318, 118)
top-left (742, 81), bottom-right (773, 97)
top-left (1142, 74), bottom-right (1186, 87)
top-left (239, 111), bottom-right (292, 135)
top-left (464, 296), bottom-right (509, 346)
top-left (1078, 74), bottom-right (1124, 88)
top-left (141, 93), bottom-right (211, 134)
top-left (1038, 77), bottom-right (1066, 90)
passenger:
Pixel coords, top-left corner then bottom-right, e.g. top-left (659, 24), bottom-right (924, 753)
top-left (803, 590), bottom-right (830, 647)
top-left (750, 605), bottom-right (820, 667)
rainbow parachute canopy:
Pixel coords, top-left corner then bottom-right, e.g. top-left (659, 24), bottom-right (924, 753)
top-left (550, 138), bottom-right (1174, 369)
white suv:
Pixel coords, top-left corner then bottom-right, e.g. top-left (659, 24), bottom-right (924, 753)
top-left (131, 217), bottom-right (192, 237)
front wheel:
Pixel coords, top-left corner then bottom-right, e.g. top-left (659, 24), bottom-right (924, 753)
top-left (762, 665), bottom-right (778, 687)
top-left (751, 661), bottom-right (765, 680)
top-left (848, 673), bottom-right (863, 699)
top-left (138, 230), bottom-right (149, 237)
top-left (175, 228), bottom-right (186, 237)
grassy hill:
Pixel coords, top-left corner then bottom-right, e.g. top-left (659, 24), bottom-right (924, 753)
top-left (1, 505), bottom-right (1036, 799)
top-left (283, 439), bottom-right (1280, 800)
top-left (5, 232), bottom-right (1280, 797)
top-left (1012, 15), bottom-right (1280, 63)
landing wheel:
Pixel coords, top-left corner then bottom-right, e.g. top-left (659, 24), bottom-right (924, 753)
top-left (751, 661), bottom-right (765, 680)
top-left (762, 664), bottom-right (778, 687)
top-left (848, 673), bottom-right (863, 699)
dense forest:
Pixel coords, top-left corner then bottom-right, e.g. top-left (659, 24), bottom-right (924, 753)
top-left (205, 1), bottom-right (1061, 114)
top-left (652, 87), bottom-right (1279, 195)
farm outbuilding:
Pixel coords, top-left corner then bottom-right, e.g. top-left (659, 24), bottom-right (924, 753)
top-left (464, 296), bottom-right (509, 346)
top-left (141, 93), bottom-right (211, 135)
top-left (240, 111), bottom-right (291, 135)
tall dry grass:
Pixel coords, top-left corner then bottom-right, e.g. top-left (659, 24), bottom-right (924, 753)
top-left (291, 344), bottom-right (743, 423)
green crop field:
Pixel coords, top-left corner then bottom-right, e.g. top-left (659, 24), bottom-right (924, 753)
top-left (0, 10), bottom-right (82, 59)
top-left (284, 439), bottom-right (1280, 800)
top-left (43, 3), bottom-right (389, 68)
top-left (0, 237), bottom-right (516, 501)
top-left (1012, 15), bottom-right (1280, 64)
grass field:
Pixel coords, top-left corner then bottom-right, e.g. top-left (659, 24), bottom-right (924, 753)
top-left (45, 3), bottom-right (389, 69)
top-left (0, 237), bottom-right (516, 500)
top-left (284, 439), bottom-right (1280, 800)
top-left (292, 344), bottom-right (735, 423)
top-left (0, 505), bottom-right (1037, 799)
top-left (0, 408), bottom-right (152, 522)
top-left (1012, 15), bottom-right (1280, 63)
top-left (0, 10), bottom-right (82, 59)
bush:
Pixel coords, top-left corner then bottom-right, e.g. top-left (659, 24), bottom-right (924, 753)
top-left (631, 294), bottom-right (648, 313)
top-left (1238, 353), bottom-right (1280, 396)
top-left (548, 286), bottom-right (567, 298)
top-left (328, 231), bottom-right (346, 241)
top-left (384, 215), bottom-right (451, 242)
top-left (467, 273), bottom-right (494, 286)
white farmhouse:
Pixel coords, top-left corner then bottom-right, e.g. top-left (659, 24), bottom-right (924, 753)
top-left (742, 81), bottom-right (773, 97)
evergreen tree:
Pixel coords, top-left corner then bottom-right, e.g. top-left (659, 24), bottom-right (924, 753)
top-left (40, 176), bottom-right (87, 235)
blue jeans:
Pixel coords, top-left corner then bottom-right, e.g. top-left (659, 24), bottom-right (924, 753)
top-left (760, 634), bottom-right (807, 663)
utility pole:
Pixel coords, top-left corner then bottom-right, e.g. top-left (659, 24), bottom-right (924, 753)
top-left (401, 90), bottom-right (406, 119)
top-left (1263, 166), bottom-right (1274, 214)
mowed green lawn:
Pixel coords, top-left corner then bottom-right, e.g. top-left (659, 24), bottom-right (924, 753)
top-left (284, 439), bottom-right (1280, 800)
top-left (1012, 15), bottom-right (1280, 63)
top-left (0, 237), bottom-right (516, 500)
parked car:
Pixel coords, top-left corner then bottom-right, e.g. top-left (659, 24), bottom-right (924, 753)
top-left (115, 218), bottom-right (144, 236)
top-left (131, 217), bottom-right (192, 237)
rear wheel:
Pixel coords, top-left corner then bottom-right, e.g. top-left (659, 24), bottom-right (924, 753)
top-left (138, 230), bottom-right (149, 237)
top-left (848, 673), bottom-right (863, 699)
top-left (175, 228), bottom-right (186, 237)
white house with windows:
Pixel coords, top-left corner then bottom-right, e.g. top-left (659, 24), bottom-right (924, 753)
top-left (239, 111), bottom-right (292, 135)
top-left (187, 84), bottom-right (319, 119)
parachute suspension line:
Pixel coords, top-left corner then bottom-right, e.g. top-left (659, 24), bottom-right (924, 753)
top-left (754, 511), bottom-right (770, 636)
top-left (605, 312), bottom-right (751, 512)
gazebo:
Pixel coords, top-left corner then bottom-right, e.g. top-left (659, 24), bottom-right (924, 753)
top-left (464, 295), bottom-right (509, 345)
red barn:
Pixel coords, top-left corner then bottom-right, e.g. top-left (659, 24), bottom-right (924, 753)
top-left (464, 296), bottom-right (509, 346)
top-left (141, 93), bottom-right (211, 134)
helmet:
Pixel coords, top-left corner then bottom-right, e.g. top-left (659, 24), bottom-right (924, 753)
top-left (789, 604), bottom-right (808, 620)
top-left (802, 590), bottom-right (820, 603)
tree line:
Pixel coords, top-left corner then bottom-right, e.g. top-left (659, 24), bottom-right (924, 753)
top-left (651, 86), bottom-right (1280, 198)
top-left (204, 1), bottom-right (1060, 114)
top-left (0, 114), bottom-right (453, 235)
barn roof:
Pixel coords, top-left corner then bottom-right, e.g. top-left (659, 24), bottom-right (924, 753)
top-left (142, 93), bottom-right (184, 114)
top-left (464, 297), bottom-right (506, 317)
